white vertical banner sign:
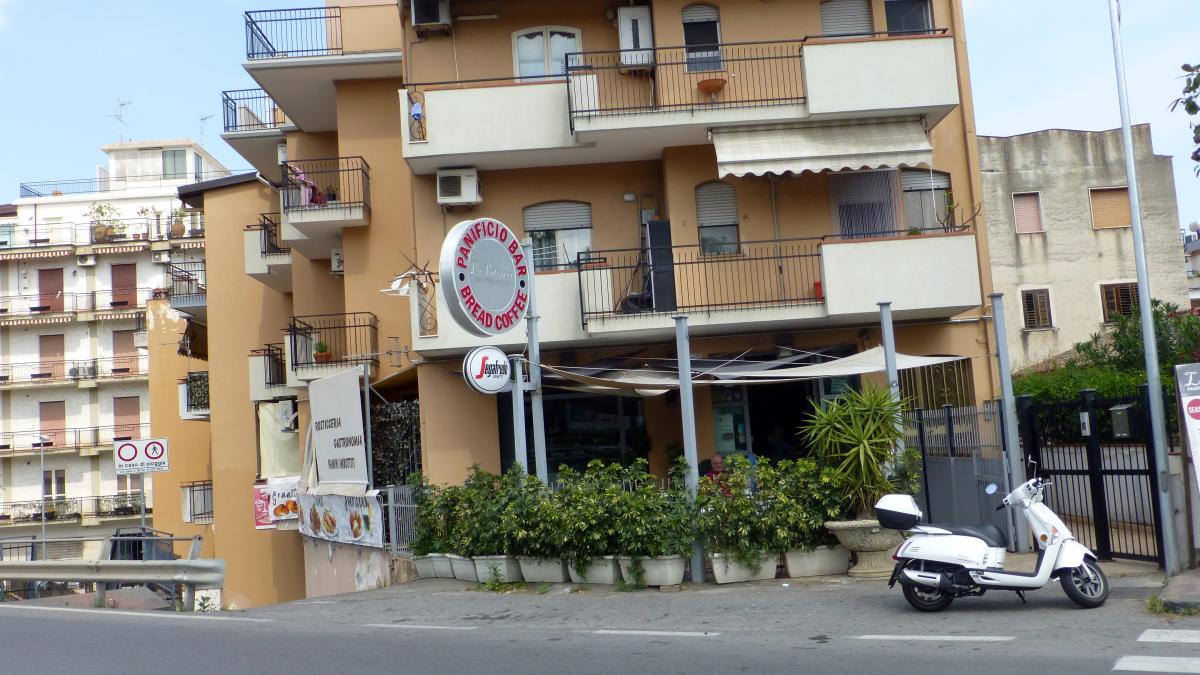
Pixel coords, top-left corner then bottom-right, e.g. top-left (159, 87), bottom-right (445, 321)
top-left (309, 369), bottom-right (369, 488)
top-left (1175, 364), bottom-right (1200, 494)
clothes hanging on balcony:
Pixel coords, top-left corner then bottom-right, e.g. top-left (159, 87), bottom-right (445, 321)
top-left (711, 119), bottom-right (932, 178)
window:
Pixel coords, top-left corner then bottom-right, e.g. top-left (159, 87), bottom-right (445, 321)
top-left (901, 169), bottom-right (950, 231)
top-left (682, 5), bottom-right (722, 72)
top-left (1021, 289), bottom-right (1053, 330)
top-left (257, 401), bottom-right (301, 479)
top-left (695, 181), bottom-right (739, 254)
top-left (1101, 282), bottom-right (1138, 323)
top-left (885, 0), bottom-right (932, 34)
top-left (1090, 187), bottom-right (1132, 230)
top-left (820, 0), bottom-right (874, 37)
top-left (193, 152), bottom-right (204, 181)
top-left (829, 170), bottom-right (900, 238)
top-left (1012, 192), bottom-right (1044, 234)
top-left (513, 26), bottom-right (580, 78)
top-left (181, 481), bottom-right (214, 524)
top-left (524, 201), bottom-right (593, 271)
top-left (43, 469), bottom-right (65, 499)
top-left (116, 473), bottom-right (143, 496)
top-left (162, 149), bottom-right (186, 179)
top-left (899, 359), bottom-right (974, 409)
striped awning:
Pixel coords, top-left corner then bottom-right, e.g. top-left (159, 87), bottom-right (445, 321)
top-left (712, 119), bottom-right (933, 177)
top-left (0, 248), bottom-right (73, 261)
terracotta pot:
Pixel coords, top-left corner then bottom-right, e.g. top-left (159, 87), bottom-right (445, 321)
top-left (313, 351), bottom-right (332, 364)
top-left (824, 520), bottom-right (902, 579)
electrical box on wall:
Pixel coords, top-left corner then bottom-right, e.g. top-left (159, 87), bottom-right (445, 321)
top-left (436, 168), bottom-right (481, 206)
top-left (411, 0), bottom-right (451, 33)
top-left (278, 399), bottom-right (299, 432)
top-left (618, 5), bottom-right (654, 69)
top-left (330, 248), bottom-right (344, 275)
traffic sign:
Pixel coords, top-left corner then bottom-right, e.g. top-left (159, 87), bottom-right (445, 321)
top-left (114, 438), bottom-right (170, 475)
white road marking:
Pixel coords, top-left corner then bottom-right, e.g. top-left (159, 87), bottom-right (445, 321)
top-left (855, 634), bottom-right (1014, 643)
top-left (1139, 629), bottom-right (1200, 643)
top-left (584, 630), bottom-right (718, 638)
top-left (0, 605), bottom-right (271, 622)
top-left (1113, 655), bottom-right (1200, 673)
top-left (362, 624), bottom-right (478, 631)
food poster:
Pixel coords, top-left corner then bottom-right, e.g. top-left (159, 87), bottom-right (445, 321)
top-left (297, 492), bottom-right (384, 548)
top-left (253, 484), bottom-right (275, 530)
top-left (267, 476), bottom-right (301, 529)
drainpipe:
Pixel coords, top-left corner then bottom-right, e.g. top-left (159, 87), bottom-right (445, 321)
top-left (768, 176), bottom-right (785, 299)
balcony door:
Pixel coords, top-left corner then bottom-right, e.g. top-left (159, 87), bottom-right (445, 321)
top-left (37, 334), bottom-right (64, 381)
top-left (37, 268), bottom-right (64, 312)
top-left (113, 396), bottom-right (141, 441)
top-left (110, 264), bottom-right (137, 307)
top-left (38, 400), bottom-right (66, 448)
top-left (112, 330), bottom-right (137, 375)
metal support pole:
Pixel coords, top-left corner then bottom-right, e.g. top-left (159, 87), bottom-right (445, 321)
top-left (674, 316), bottom-right (705, 583)
top-left (362, 363), bottom-right (374, 488)
top-left (39, 444), bottom-right (46, 560)
top-left (524, 242), bottom-right (548, 484)
top-left (139, 476), bottom-right (146, 529)
top-left (989, 293), bottom-right (1030, 551)
top-left (1109, 0), bottom-right (1178, 574)
top-left (510, 354), bottom-right (527, 471)
top-left (878, 301), bottom-right (906, 454)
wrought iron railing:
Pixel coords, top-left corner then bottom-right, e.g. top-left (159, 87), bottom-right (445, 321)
top-left (0, 494), bottom-right (149, 525)
top-left (0, 356), bottom-right (148, 386)
top-left (181, 480), bottom-right (214, 524)
top-left (245, 7), bottom-right (342, 60)
top-left (92, 287), bottom-right (154, 312)
top-left (287, 312), bottom-right (378, 371)
top-left (252, 344), bottom-right (288, 388)
top-left (247, 212), bottom-right (289, 256)
top-left (0, 423), bottom-right (150, 456)
top-left (19, 171), bottom-right (233, 198)
top-left (181, 372), bottom-right (210, 413)
top-left (282, 157), bottom-right (370, 213)
top-left (166, 263), bottom-right (206, 305)
top-left (222, 88), bottom-right (289, 132)
top-left (0, 291), bottom-right (94, 316)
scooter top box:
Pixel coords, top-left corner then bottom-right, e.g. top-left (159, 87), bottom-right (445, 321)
top-left (876, 494), bottom-right (921, 530)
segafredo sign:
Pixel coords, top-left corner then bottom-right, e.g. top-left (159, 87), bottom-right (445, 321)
top-left (439, 218), bottom-right (530, 337)
top-left (463, 346), bottom-right (513, 395)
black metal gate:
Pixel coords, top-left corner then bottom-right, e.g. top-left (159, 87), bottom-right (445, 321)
top-left (1017, 388), bottom-right (1164, 566)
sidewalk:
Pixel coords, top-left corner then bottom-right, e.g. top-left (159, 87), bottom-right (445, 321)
top-left (1005, 553), bottom-right (1164, 589)
top-left (1160, 566), bottom-right (1200, 609)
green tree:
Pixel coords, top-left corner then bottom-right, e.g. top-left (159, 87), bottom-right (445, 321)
top-left (1172, 62), bottom-right (1200, 174)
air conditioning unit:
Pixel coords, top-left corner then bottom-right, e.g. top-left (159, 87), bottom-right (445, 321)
top-left (618, 6), bottom-right (654, 70)
top-left (278, 399), bottom-right (299, 432)
top-left (77, 254), bottom-right (96, 267)
top-left (436, 168), bottom-right (482, 206)
top-left (330, 248), bottom-right (344, 275)
top-left (411, 0), bottom-right (451, 33)
top-left (152, 251), bottom-right (172, 264)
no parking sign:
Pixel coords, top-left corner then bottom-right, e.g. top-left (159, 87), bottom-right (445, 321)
top-left (114, 438), bottom-right (170, 475)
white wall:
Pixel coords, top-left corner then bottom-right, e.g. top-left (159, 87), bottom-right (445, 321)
top-left (803, 36), bottom-right (959, 121)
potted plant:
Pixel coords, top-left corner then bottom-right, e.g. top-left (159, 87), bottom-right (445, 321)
top-left (459, 467), bottom-right (522, 583)
top-left (504, 467), bottom-right (569, 583)
top-left (87, 202), bottom-right (120, 244)
top-left (429, 486), bottom-right (459, 578)
top-left (803, 385), bottom-right (922, 578)
top-left (696, 454), bottom-right (778, 583)
top-left (312, 340), bottom-right (332, 364)
top-left (168, 208), bottom-right (187, 238)
top-left (409, 473), bottom-right (442, 579)
top-left (555, 461), bottom-right (622, 584)
top-left (757, 458), bottom-right (850, 578)
top-left (614, 459), bottom-right (693, 587)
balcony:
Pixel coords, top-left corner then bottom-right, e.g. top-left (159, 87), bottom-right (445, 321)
top-left (282, 157), bottom-right (369, 248)
top-left (18, 171), bottom-right (232, 200)
top-left (0, 494), bottom-right (149, 527)
top-left (242, 6), bottom-right (405, 132)
top-left (179, 371), bottom-right (210, 420)
top-left (221, 89), bottom-right (294, 182)
top-left (166, 263), bottom-right (206, 321)
top-left (0, 292), bottom-right (90, 325)
top-left (88, 288), bottom-right (154, 322)
top-left (249, 344), bottom-right (295, 401)
top-left (285, 312), bottom-right (377, 382)
top-left (244, 212), bottom-right (292, 293)
top-left (0, 356), bottom-right (149, 390)
top-left (0, 423), bottom-right (150, 458)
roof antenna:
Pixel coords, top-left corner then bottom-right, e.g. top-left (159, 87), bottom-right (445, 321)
top-left (109, 100), bottom-right (131, 142)
top-left (198, 114), bottom-right (214, 148)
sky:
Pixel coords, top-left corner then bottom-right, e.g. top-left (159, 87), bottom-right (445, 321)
top-left (0, 0), bottom-right (1194, 225)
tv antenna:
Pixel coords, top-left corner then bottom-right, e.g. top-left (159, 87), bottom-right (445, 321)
top-left (109, 100), bottom-right (132, 142)
top-left (198, 114), bottom-right (215, 148)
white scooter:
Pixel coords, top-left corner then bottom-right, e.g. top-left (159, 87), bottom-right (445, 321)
top-left (876, 473), bottom-right (1109, 612)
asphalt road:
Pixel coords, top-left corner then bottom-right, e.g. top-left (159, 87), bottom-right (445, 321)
top-left (0, 572), bottom-right (1196, 674)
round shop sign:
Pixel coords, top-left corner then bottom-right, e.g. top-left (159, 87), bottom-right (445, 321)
top-left (1188, 397), bottom-right (1200, 421)
top-left (463, 346), bottom-right (513, 395)
top-left (439, 218), bottom-right (530, 337)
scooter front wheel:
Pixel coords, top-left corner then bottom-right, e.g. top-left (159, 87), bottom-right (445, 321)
top-left (902, 582), bottom-right (954, 612)
top-left (1060, 559), bottom-right (1109, 608)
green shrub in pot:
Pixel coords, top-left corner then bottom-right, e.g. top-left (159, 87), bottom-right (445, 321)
top-left (614, 458), bottom-right (693, 560)
top-left (500, 465), bottom-right (562, 560)
top-left (756, 458), bottom-right (845, 554)
top-left (553, 460), bottom-right (623, 576)
top-left (695, 454), bottom-right (770, 572)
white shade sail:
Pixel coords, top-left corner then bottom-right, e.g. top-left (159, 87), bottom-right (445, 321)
top-left (712, 120), bottom-right (933, 177)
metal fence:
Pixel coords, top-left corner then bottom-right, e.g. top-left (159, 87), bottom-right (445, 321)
top-left (247, 212), bottom-right (290, 257)
top-left (0, 423), bottom-right (151, 456)
top-left (381, 485), bottom-right (417, 556)
top-left (182, 481), bottom-right (214, 524)
top-left (252, 344), bottom-right (288, 388)
top-left (222, 88), bottom-right (289, 132)
top-left (245, 7), bottom-right (342, 60)
top-left (181, 372), bottom-right (210, 414)
top-left (167, 263), bottom-right (206, 305)
top-left (0, 356), bottom-right (148, 386)
top-left (282, 157), bottom-right (371, 213)
top-left (19, 172), bottom-right (231, 198)
top-left (287, 312), bottom-right (378, 371)
top-left (0, 494), bottom-right (148, 525)
top-left (92, 287), bottom-right (154, 312)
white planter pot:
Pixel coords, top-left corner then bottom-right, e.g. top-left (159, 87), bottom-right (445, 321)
top-left (783, 546), bottom-right (851, 578)
top-left (413, 556), bottom-right (437, 579)
top-left (616, 556), bottom-right (686, 587)
top-left (568, 556), bottom-right (621, 584)
top-left (710, 553), bottom-right (778, 584)
top-left (518, 557), bottom-right (570, 583)
top-left (825, 520), bottom-right (902, 579)
top-left (430, 553), bottom-right (454, 579)
top-left (473, 555), bottom-right (523, 583)
top-left (448, 554), bottom-right (478, 582)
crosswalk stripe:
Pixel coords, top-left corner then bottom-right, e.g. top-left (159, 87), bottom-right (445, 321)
top-left (1138, 629), bottom-right (1200, 644)
top-left (1113, 655), bottom-right (1200, 673)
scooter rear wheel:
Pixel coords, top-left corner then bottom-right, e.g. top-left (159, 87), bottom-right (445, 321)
top-left (902, 583), bottom-right (954, 612)
top-left (1059, 559), bottom-right (1109, 608)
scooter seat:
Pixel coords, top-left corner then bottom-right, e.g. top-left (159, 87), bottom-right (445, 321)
top-left (926, 523), bottom-right (1008, 548)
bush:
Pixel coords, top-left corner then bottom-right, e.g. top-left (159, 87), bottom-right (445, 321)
top-left (451, 467), bottom-right (509, 556)
top-left (554, 460), bottom-right (625, 574)
top-left (696, 454), bottom-right (769, 570)
top-left (614, 459), bottom-right (694, 559)
top-left (1014, 366), bottom-right (1143, 403)
top-left (500, 466), bottom-right (562, 559)
top-left (756, 459), bottom-right (844, 553)
top-left (408, 473), bottom-right (438, 557)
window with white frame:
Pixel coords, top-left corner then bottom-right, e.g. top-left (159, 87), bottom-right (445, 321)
top-left (900, 169), bottom-right (950, 231)
top-left (43, 469), bottom-right (65, 499)
top-left (513, 26), bottom-right (580, 79)
top-left (524, 201), bottom-right (593, 271)
top-left (682, 5), bottom-right (722, 72)
top-left (695, 181), bottom-right (740, 254)
top-left (162, 149), bottom-right (186, 179)
top-left (193, 152), bottom-right (204, 181)
top-left (829, 170), bottom-right (900, 238)
top-left (116, 473), bottom-right (143, 496)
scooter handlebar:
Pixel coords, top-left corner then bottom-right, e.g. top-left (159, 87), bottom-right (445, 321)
top-left (994, 503), bottom-right (1006, 511)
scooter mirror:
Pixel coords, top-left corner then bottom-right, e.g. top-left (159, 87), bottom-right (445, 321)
top-left (984, 483), bottom-right (998, 495)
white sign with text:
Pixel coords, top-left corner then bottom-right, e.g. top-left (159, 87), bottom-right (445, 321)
top-left (309, 369), bottom-right (369, 486)
top-left (114, 438), bottom-right (170, 475)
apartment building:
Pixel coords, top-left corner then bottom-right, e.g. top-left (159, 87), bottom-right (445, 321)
top-left (156, 0), bottom-right (996, 606)
top-left (1183, 226), bottom-right (1200, 309)
top-left (0, 140), bottom-right (222, 559)
top-left (980, 125), bottom-right (1188, 371)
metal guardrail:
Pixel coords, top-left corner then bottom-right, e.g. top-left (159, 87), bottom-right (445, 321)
top-left (222, 88), bottom-right (289, 132)
top-left (287, 312), bottom-right (378, 371)
top-left (245, 7), bottom-right (343, 60)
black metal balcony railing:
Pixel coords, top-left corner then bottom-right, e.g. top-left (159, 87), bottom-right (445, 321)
top-left (0, 494), bottom-right (148, 525)
top-left (247, 212), bottom-right (290, 256)
top-left (93, 287), bottom-right (155, 312)
top-left (181, 372), bottom-right (210, 413)
top-left (19, 171), bottom-right (232, 199)
top-left (0, 423), bottom-right (150, 456)
top-left (166, 263), bottom-right (206, 305)
top-left (181, 480), bottom-right (214, 524)
top-left (282, 157), bottom-right (371, 213)
top-left (0, 291), bottom-right (93, 316)
top-left (288, 312), bottom-right (378, 371)
top-left (566, 39), bottom-right (807, 122)
top-left (252, 344), bottom-right (288, 388)
top-left (222, 89), bottom-right (289, 132)
top-left (246, 7), bottom-right (342, 60)
top-left (0, 356), bottom-right (148, 386)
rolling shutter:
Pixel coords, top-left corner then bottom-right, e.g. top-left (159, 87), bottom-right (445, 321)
top-left (695, 182), bottom-right (738, 226)
top-left (900, 169), bottom-right (950, 191)
top-left (1013, 193), bottom-right (1043, 234)
top-left (682, 4), bottom-right (719, 23)
top-left (523, 201), bottom-right (592, 231)
top-left (821, 0), bottom-right (874, 36)
top-left (1090, 187), bottom-right (1131, 229)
